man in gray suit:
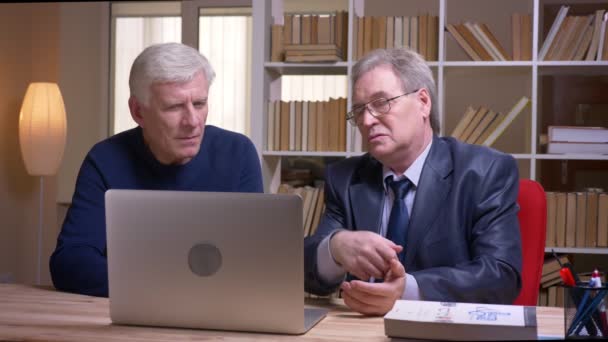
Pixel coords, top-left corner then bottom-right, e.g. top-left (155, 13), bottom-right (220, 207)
top-left (304, 48), bottom-right (522, 316)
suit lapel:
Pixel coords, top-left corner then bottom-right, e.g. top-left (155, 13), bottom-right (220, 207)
top-left (405, 137), bottom-right (453, 267)
top-left (349, 156), bottom-right (384, 233)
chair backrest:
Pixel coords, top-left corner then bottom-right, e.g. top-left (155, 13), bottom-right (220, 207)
top-left (513, 179), bottom-right (547, 306)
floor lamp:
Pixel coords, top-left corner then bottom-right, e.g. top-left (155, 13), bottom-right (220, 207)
top-left (18, 82), bottom-right (67, 285)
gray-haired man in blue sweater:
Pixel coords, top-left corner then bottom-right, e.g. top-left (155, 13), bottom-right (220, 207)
top-left (50, 43), bottom-right (263, 297)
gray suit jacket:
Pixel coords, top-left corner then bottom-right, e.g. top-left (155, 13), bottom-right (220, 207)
top-left (304, 136), bottom-right (522, 304)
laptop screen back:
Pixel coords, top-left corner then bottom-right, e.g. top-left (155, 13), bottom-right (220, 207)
top-left (105, 190), bottom-right (306, 334)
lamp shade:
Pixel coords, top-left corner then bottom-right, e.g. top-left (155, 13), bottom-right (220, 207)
top-left (19, 82), bottom-right (67, 176)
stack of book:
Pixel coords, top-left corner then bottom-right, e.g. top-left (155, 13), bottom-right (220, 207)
top-left (538, 255), bottom-right (570, 307)
top-left (446, 21), bottom-right (511, 61)
top-left (281, 168), bottom-right (315, 187)
top-left (266, 98), bottom-right (347, 152)
top-left (545, 191), bottom-right (608, 249)
top-left (270, 11), bottom-right (348, 62)
top-left (352, 14), bottom-right (439, 61)
top-left (540, 255), bottom-right (570, 288)
top-left (539, 6), bottom-right (608, 61)
top-left (277, 182), bottom-right (325, 238)
top-left (283, 44), bottom-right (344, 62)
top-left (546, 126), bottom-right (608, 154)
top-left (450, 96), bottom-right (530, 146)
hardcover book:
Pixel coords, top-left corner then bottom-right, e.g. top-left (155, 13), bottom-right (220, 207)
top-left (384, 300), bottom-right (537, 341)
top-left (548, 125), bottom-right (608, 144)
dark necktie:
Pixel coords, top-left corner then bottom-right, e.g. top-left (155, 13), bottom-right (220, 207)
top-left (386, 176), bottom-right (412, 264)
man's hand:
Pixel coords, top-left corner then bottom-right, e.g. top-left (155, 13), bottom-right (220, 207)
top-left (330, 230), bottom-right (402, 280)
top-left (340, 258), bottom-right (406, 316)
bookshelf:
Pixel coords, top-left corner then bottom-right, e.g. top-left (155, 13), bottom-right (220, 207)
top-left (548, 247), bottom-right (608, 254)
top-left (250, 0), bottom-right (608, 257)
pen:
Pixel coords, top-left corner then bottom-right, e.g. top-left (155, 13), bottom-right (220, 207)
top-left (591, 269), bottom-right (602, 288)
top-left (568, 286), bottom-right (592, 336)
top-left (572, 289), bottom-right (606, 336)
top-left (551, 250), bottom-right (576, 286)
top-left (551, 249), bottom-right (579, 286)
top-left (568, 271), bottom-right (603, 337)
top-left (590, 269), bottom-right (604, 337)
top-left (560, 267), bottom-right (576, 287)
top-left (591, 269), bottom-right (607, 337)
top-left (570, 273), bottom-right (604, 337)
top-left (600, 299), bottom-right (608, 337)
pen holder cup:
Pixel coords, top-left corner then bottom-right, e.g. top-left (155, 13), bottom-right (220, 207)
top-left (563, 284), bottom-right (608, 339)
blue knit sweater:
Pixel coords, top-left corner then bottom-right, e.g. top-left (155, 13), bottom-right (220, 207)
top-left (50, 125), bottom-right (263, 297)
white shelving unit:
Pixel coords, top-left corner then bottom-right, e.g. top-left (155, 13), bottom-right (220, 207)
top-left (250, 0), bottom-right (608, 255)
top-left (547, 247), bottom-right (608, 255)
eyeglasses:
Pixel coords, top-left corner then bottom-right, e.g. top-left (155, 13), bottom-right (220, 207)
top-left (346, 89), bottom-right (420, 126)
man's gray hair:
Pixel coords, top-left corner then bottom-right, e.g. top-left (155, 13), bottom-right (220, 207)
top-left (129, 42), bottom-right (216, 105)
top-left (352, 48), bottom-right (439, 134)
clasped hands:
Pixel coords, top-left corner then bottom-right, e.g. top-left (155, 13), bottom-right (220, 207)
top-left (330, 230), bottom-right (406, 316)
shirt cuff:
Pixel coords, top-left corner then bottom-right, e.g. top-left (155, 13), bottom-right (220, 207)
top-left (316, 232), bottom-right (346, 284)
top-left (402, 273), bottom-right (422, 300)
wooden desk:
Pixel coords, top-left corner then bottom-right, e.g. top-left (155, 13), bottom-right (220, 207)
top-left (0, 284), bottom-right (564, 341)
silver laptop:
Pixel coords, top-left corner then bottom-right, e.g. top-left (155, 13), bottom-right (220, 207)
top-left (105, 189), bottom-right (327, 334)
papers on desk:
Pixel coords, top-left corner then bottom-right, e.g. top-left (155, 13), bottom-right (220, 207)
top-left (384, 300), bottom-right (538, 341)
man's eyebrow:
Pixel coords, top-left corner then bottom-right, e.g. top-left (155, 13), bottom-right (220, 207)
top-left (161, 100), bottom-right (183, 107)
top-left (352, 91), bottom-right (389, 107)
top-left (369, 90), bottom-right (389, 98)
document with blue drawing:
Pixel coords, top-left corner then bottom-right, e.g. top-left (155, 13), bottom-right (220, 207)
top-left (384, 300), bottom-right (537, 340)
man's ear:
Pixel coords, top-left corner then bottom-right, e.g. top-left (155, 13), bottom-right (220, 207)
top-left (417, 88), bottom-right (432, 119)
top-left (128, 95), bottom-right (145, 127)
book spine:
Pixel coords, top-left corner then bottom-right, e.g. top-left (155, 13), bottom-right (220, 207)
top-left (524, 306), bottom-right (537, 327)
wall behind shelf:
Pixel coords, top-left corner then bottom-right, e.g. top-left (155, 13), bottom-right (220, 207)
top-left (516, 159), bottom-right (532, 180)
top-left (540, 74), bottom-right (608, 130)
top-left (538, 160), bottom-right (608, 192)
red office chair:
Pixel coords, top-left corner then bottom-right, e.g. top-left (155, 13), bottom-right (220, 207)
top-left (513, 179), bottom-right (547, 306)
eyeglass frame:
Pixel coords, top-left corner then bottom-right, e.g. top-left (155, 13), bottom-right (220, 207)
top-left (346, 88), bottom-right (421, 126)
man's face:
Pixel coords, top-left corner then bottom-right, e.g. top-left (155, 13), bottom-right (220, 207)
top-left (352, 64), bottom-right (431, 166)
top-left (130, 71), bottom-right (209, 165)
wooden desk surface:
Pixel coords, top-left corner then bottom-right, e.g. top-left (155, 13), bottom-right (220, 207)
top-left (0, 284), bottom-right (564, 341)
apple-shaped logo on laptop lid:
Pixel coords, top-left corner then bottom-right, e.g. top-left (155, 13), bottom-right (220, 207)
top-left (188, 243), bottom-right (222, 277)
